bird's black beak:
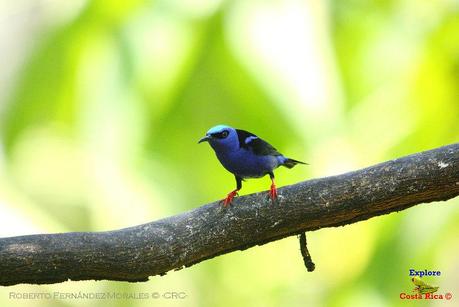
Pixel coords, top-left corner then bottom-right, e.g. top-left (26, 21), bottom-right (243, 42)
top-left (198, 135), bottom-right (210, 144)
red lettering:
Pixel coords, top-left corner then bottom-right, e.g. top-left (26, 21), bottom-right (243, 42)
top-left (400, 293), bottom-right (422, 299)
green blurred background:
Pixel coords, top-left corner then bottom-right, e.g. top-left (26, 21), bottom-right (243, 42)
top-left (1, 0), bottom-right (459, 306)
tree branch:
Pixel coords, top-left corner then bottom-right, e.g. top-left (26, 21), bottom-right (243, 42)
top-left (1, 143), bottom-right (459, 286)
top-left (299, 233), bottom-right (315, 272)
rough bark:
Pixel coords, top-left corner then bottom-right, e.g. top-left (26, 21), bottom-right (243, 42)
top-left (1, 143), bottom-right (458, 286)
top-left (299, 233), bottom-right (315, 272)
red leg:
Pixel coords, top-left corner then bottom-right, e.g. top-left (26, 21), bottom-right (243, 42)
top-left (222, 189), bottom-right (239, 207)
top-left (269, 177), bottom-right (278, 201)
top-left (221, 176), bottom-right (242, 207)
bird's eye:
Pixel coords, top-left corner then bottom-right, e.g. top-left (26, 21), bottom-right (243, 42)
top-left (221, 131), bottom-right (229, 138)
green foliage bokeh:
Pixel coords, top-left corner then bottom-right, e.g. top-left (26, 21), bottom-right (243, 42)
top-left (0, 1), bottom-right (458, 306)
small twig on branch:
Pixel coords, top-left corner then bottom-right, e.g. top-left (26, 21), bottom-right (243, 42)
top-left (0, 143), bottom-right (459, 286)
top-left (299, 233), bottom-right (315, 272)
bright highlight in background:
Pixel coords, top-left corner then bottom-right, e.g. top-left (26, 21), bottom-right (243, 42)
top-left (0, 0), bottom-right (459, 306)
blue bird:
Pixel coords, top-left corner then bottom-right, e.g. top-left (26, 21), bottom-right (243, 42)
top-left (199, 125), bottom-right (306, 206)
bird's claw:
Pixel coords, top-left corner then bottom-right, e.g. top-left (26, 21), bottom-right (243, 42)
top-left (221, 189), bottom-right (239, 207)
top-left (268, 183), bottom-right (278, 203)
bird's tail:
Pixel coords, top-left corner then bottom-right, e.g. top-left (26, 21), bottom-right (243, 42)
top-left (282, 158), bottom-right (308, 169)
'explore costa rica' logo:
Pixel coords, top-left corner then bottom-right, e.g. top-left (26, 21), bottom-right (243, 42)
top-left (399, 269), bottom-right (452, 300)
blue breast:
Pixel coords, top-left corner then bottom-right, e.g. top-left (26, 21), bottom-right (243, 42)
top-left (214, 148), bottom-right (281, 178)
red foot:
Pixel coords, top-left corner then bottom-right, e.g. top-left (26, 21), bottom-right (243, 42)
top-left (222, 189), bottom-right (239, 207)
top-left (269, 182), bottom-right (278, 201)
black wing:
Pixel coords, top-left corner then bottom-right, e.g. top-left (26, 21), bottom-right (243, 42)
top-left (236, 129), bottom-right (281, 156)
